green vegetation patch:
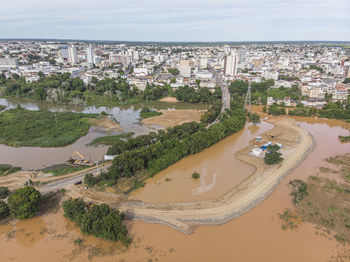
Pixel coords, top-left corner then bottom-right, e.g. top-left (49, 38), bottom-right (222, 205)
top-left (89, 132), bottom-right (134, 146)
top-left (0, 108), bottom-right (98, 147)
top-left (192, 172), bottom-right (200, 179)
top-left (62, 198), bottom-right (130, 245)
top-left (41, 164), bottom-right (89, 176)
top-left (0, 164), bottom-right (21, 176)
top-left (0, 105), bottom-right (5, 111)
top-left (339, 135), bottom-right (350, 143)
top-left (140, 108), bottom-right (162, 119)
top-left (264, 144), bottom-right (283, 165)
top-left (284, 153), bottom-right (350, 243)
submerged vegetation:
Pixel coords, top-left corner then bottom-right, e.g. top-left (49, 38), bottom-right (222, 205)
top-left (0, 164), bottom-right (21, 176)
top-left (63, 198), bottom-right (130, 245)
top-left (338, 135), bottom-right (350, 143)
top-left (282, 153), bottom-right (350, 243)
top-left (89, 132), bottom-right (134, 146)
top-left (139, 108), bottom-right (162, 119)
top-left (192, 172), bottom-right (200, 179)
top-left (0, 107), bottom-right (98, 147)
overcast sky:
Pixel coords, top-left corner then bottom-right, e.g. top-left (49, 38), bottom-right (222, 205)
top-left (1, 0), bottom-right (349, 41)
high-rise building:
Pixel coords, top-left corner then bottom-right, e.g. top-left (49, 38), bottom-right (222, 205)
top-left (179, 60), bottom-right (191, 78)
top-left (224, 51), bottom-right (238, 76)
top-left (238, 50), bottom-right (246, 63)
top-left (86, 45), bottom-right (94, 68)
top-left (68, 45), bottom-right (78, 64)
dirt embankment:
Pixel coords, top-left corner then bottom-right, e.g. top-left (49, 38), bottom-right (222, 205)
top-left (88, 116), bottom-right (123, 132)
top-left (113, 118), bottom-right (315, 234)
top-left (159, 97), bottom-right (179, 103)
top-left (141, 109), bottom-right (205, 129)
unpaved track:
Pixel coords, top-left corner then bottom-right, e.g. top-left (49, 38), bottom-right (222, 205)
top-left (112, 119), bottom-right (315, 234)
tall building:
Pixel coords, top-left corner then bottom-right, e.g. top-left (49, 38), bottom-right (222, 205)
top-left (68, 45), bottom-right (78, 64)
top-left (238, 50), bottom-right (246, 63)
top-left (86, 45), bottom-right (94, 68)
top-left (179, 60), bottom-right (191, 78)
top-left (224, 51), bottom-right (238, 76)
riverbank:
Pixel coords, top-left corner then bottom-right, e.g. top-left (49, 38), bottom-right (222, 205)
top-left (141, 109), bottom-right (205, 128)
top-left (114, 118), bottom-right (315, 234)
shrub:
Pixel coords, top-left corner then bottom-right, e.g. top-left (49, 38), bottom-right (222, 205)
top-left (289, 179), bottom-right (308, 204)
top-left (0, 200), bottom-right (10, 220)
top-left (0, 187), bottom-right (10, 199)
top-left (192, 172), bottom-right (200, 179)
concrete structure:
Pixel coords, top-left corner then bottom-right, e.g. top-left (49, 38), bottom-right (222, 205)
top-left (179, 60), bottom-right (191, 78)
top-left (86, 45), bottom-right (94, 68)
top-left (224, 50), bottom-right (238, 76)
top-left (68, 45), bottom-right (78, 64)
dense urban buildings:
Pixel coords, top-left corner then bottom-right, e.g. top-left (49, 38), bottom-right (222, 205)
top-left (0, 40), bottom-right (349, 108)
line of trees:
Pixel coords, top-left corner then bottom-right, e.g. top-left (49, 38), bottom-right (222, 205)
top-left (0, 72), bottom-right (171, 105)
top-left (174, 85), bottom-right (221, 103)
top-left (104, 102), bottom-right (246, 183)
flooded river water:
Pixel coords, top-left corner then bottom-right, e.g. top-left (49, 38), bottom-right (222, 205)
top-left (0, 115), bottom-right (350, 261)
top-left (0, 98), bottom-right (206, 170)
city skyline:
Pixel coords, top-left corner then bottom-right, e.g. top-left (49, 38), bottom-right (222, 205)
top-left (1, 0), bottom-right (349, 42)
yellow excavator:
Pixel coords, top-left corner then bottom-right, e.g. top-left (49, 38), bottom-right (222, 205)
top-left (67, 151), bottom-right (94, 166)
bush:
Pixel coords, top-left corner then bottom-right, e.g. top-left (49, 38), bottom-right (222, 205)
top-left (84, 173), bottom-right (99, 187)
top-left (7, 186), bottom-right (41, 219)
top-left (192, 172), bottom-right (200, 179)
top-left (289, 179), bottom-right (308, 204)
top-left (0, 200), bottom-right (10, 220)
top-left (249, 113), bottom-right (261, 124)
top-left (0, 187), bottom-right (10, 199)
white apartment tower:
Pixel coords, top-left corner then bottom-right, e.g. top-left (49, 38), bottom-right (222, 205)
top-left (68, 45), bottom-right (78, 64)
top-left (86, 45), bottom-right (94, 68)
top-left (224, 50), bottom-right (238, 76)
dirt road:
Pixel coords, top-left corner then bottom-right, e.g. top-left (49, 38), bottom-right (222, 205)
top-left (113, 119), bottom-right (315, 234)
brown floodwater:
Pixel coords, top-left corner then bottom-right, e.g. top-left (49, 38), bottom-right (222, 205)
top-left (131, 121), bottom-right (274, 203)
top-left (1, 116), bottom-right (350, 262)
top-left (0, 127), bottom-right (109, 170)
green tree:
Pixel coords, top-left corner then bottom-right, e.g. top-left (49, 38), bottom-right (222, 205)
top-left (264, 145), bottom-right (283, 165)
top-left (7, 186), bottom-right (41, 219)
top-left (84, 173), bottom-right (98, 187)
top-left (0, 200), bottom-right (10, 220)
top-left (62, 198), bottom-right (86, 223)
top-left (249, 113), bottom-right (261, 124)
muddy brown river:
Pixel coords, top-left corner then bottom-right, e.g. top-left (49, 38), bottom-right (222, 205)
top-left (0, 116), bottom-right (350, 261)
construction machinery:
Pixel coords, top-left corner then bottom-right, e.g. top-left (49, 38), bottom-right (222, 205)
top-left (67, 151), bottom-right (94, 166)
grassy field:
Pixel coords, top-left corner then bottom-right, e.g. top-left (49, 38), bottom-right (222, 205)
top-left (0, 108), bottom-right (98, 147)
top-left (41, 164), bottom-right (90, 176)
top-left (0, 164), bottom-right (21, 176)
top-left (89, 132), bottom-right (134, 146)
top-left (0, 105), bottom-right (5, 111)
